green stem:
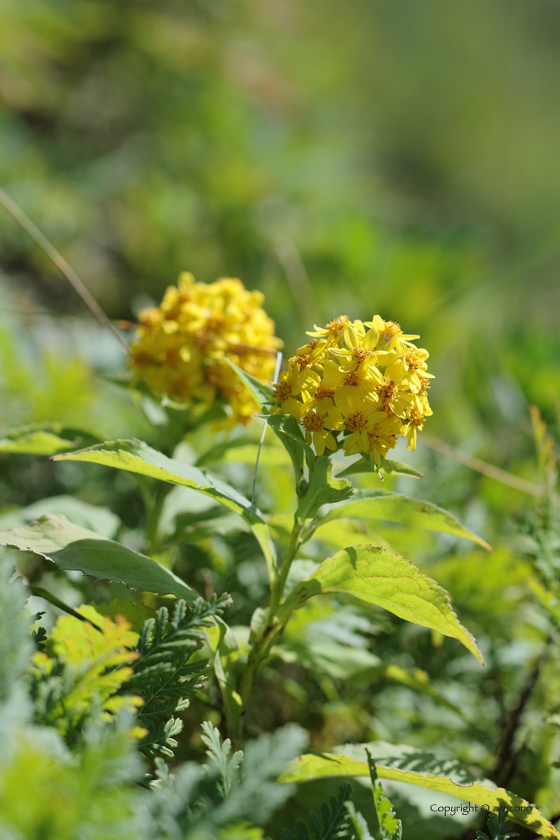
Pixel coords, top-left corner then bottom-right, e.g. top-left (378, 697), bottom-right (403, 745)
top-left (144, 482), bottom-right (172, 555)
top-left (238, 516), bottom-right (303, 712)
top-left (27, 586), bottom-right (103, 631)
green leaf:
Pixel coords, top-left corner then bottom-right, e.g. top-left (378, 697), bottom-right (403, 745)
top-left (282, 544), bottom-right (484, 663)
top-left (195, 436), bottom-right (256, 467)
top-left (279, 753), bottom-right (560, 839)
top-left (265, 413), bottom-right (311, 482)
top-left (0, 495), bottom-right (120, 539)
top-left (222, 444), bottom-right (292, 468)
top-left (225, 359), bottom-right (275, 407)
top-left (0, 514), bottom-right (196, 601)
top-left (345, 803), bottom-right (375, 840)
top-left (336, 456), bottom-right (423, 479)
top-left (52, 439), bottom-right (276, 572)
top-left (317, 490), bottom-right (491, 551)
top-left (0, 423), bottom-right (99, 455)
top-left (368, 752), bottom-right (402, 840)
top-left (282, 783), bottom-right (354, 840)
top-left (381, 457), bottom-right (424, 478)
top-left (296, 455), bottom-right (353, 522)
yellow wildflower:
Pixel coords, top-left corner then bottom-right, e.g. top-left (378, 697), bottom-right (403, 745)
top-left (321, 359), bottom-right (379, 395)
top-left (271, 313), bottom-right (433, 459)
top-left (129, 272), bottom-right (282, 428)
top-left (301, 408), bottom-right (338, 456)
top-left (384, 347), bottom-right (433, 393)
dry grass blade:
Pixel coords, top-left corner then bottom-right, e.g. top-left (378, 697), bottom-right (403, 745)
top-left (0, 186), bottom-right (129, 354)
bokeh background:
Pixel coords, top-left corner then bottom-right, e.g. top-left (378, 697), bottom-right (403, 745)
top-left (2, 0), bottom-right (560, 452)
top-left (2, 1), bottom-right (560, 833)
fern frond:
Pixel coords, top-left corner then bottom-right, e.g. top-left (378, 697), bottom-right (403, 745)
top-left (201, 721), bottom-right (243, 798)
top-left (477, 808), bottom-right (519, 840)
top-left (123, 593), bottom-right (231, 759)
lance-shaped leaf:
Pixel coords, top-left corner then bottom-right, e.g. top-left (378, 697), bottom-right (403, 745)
top-left (282, 544), bottom-right (483, 663)
top-left (0, 514), bottom-right (195, 601)
top-left (225, 360), bottom-right (313, 482)
top-left (279, 753), bottom-right (560, 840)
top-left (316, 490), bottom-right (491, 551)
top-left (336, 455), bottom-right (423, 479)
top-left (53, 439), bottom-right (276, 571)
top-left (225, 359), bottom-right (275, 408)
top-left (0, 423), bottom-right (99, 455)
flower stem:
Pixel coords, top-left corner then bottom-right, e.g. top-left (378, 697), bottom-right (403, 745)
top-left (238, 516), bottom-right (303, 712)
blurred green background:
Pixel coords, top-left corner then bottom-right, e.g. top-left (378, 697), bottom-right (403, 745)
top-left (2, 0), bottom-right (560, 449)
top-left (2, 2), bottom-right (560, 831)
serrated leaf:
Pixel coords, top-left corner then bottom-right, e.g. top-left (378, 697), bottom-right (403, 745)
top-left (318, 490), bottom-right (491, 551)
top-left (0, 514), bottom-right (196, 601)
top-left (52, 439), bottom-right (276, 571)
top-left (279, 753), bottom-right (560, 839)
top-left (282, 544), bottom-right (484, 663)
top-left (367, 752), bottom-right (402, 840)
top-left (0, 423), bottom-right (99, 455)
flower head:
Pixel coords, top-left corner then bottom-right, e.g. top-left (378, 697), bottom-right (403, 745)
top-left (271, 314), bottom-right (433, 459)
top-left (129, 272), bottom-right (282, 427)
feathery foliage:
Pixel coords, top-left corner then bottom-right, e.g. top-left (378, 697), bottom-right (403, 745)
top-left (367, 752), bottom-right (403, 840)
top-left (281, 784), bottom-right (354, 840)
top-left (476, 808), bottom-right (519, 840)
top-left (125, 594), bottom-right (231, 759)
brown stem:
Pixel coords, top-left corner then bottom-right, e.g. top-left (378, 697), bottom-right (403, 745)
top-left (493, 636), bottom-right (551, 787)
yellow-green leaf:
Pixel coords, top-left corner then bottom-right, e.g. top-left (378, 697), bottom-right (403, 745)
top-left (279, 753), bottom-right (560, 839)
top-left (319, 491), bottom-right (491, 551)
top-left (53, 439), bottom-right (276, 572)
top-left (0, 423), bottom-right (99, 455)
top-left (282, 544), bottom-right (483, 663)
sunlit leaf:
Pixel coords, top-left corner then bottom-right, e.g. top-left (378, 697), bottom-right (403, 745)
top-left (279, 752), bottom-right (560, 839)
top-left (368, 753), bottom-right (402, 840)
top-left (317, 490), bottom-right (491, 551)
top-left (53, 439), bottom-right (276, 571)
top-left (282, 544), bottom-right (484, 663)
top-left (0, 423), bottom-right (99, 455)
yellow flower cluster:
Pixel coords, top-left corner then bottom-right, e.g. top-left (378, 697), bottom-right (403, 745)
top-left (129, 272), bottom-right (282, 427)
top-left (272, 316), bottom-right (433, 463)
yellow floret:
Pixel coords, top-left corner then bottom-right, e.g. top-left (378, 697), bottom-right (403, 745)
top-left (129, 273), bottom-right (282, 428)
top-left (271, 313), bottom-right (433, 459)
